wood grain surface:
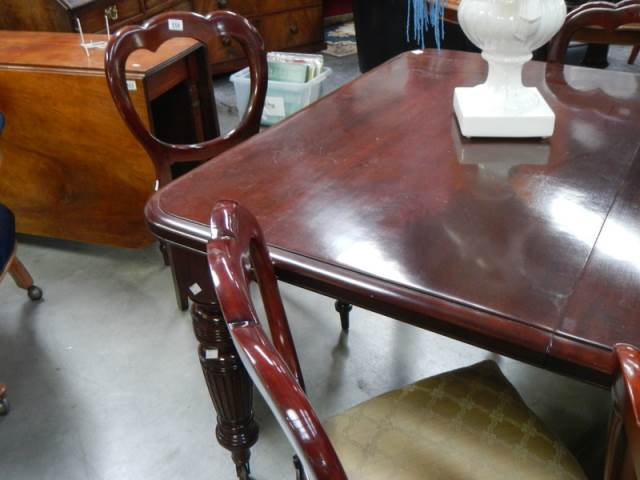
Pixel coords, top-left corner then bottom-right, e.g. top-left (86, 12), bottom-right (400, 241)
top-left (147, 49), bottom-right (640, 385)
top-left (0, 31), bottom-right (205, 247)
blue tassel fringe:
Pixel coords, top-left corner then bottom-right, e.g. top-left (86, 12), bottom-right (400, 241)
top-left (407, 0), bottom-right (446, 49)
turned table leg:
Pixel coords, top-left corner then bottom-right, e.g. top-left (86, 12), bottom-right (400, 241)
top-left (334, 300), bottom-right (352, 332)
top-left (168, 247), bottom-right (259, 477)
top-left (191, 299), bottom-right (259, 479)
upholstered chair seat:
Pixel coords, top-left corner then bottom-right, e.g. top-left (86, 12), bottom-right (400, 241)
top-left (0, 202), bottom-right (16, 273)
top-left (324, 361), bottom-right (586, 479)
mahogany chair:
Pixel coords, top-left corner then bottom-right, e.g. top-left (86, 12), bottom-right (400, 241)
top-left (548, 0), bottom-right (640, 64)
top-left (104, 10), bottom-right (267, 311)
top-left (0, 112), bottom-right (43, 415)
top-left (105, 10), bottom-right (354, 328)
top-left (605, 344), bottom-right (640, 479)
top-left (205, 200), bottom-right (640, 479)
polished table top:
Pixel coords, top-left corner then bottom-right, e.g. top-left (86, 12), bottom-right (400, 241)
top-left (147, 49), bottom-right (640, 385)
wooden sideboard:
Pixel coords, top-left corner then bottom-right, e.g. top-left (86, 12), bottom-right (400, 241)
top-left (193, 0), bottom-right (324, 73)
top-left (0, 31), bottom-right (217, 248)
top-left (1, 1), bottom-right (324, 75)
top-left (0, 0), bottom-right (193, 33)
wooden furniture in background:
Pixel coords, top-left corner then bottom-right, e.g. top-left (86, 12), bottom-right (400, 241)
top-left (105, 10), bottom-right (266, 308)
top-left (146, 49), bottom-right (640, 471)
top-left (0, 31), bottom-right (216, 248)
top-left (606, 344), bottom-right (640, 479)
top-left (0, 0), bottom-right (194, 33)
top-left (192, 0), bottom-right (324, 74)
top-left (1, 1), bottom-right (323, 76)
top-left (548, 0), bottom-right (640, 64)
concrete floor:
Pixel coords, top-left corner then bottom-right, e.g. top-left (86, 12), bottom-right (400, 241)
top-left (1, 45), bottom-right (637, 480)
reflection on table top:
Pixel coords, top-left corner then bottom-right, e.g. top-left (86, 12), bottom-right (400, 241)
top-left (148, 49), bottom-right (640, 385)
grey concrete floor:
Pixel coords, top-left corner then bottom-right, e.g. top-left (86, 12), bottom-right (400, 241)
top-left (1, 45), bottom-right (637, 479)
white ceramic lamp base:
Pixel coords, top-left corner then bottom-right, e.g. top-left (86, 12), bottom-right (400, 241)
top-left (453, 0), bottom-right (567, 139)
top-left (453, 85), bottom-right (555, 138)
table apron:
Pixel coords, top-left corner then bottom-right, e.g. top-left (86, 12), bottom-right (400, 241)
top-left (147, 214), bottom-right (615, 388)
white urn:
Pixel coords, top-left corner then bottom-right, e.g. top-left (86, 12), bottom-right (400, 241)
top-left (453, 0), bottom-right (567, 138)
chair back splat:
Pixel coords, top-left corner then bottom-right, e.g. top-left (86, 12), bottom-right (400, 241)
top-left (207, 201), bottom-right (347, 480)
top-left (105, 11), bottom-right (267, 187)
top-left (548, 0), bottom-right (640, 63)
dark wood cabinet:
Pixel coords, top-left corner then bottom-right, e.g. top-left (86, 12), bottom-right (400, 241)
top-left (0, 0), bottom-right (193, 33)
top-left (1, 0), bottom-right (324, 75)
top-left (193, 0), bottom-right (324, 74)
top-left (0, 31), bottom-right (216, 248)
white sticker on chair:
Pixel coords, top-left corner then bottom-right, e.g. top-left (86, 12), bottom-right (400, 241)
top-left (205, 348), bottom-right (218, 360)
top-left (168, 19), bottom-right (184, 31)
top-left (264, 96), bottom-right (285, 117)
top-left (189, 283), bottom-right (202, 295)
top-left (126, 80), bottom-right (137, 91)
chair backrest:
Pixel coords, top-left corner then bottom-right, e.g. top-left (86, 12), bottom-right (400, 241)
top-left (105, 11), bottom-right (267, 187)
top-left (606, 344), bottom-right (640, 479)
top-left (548, 0), bottom-right (640, 63)
top-left (206, 200), bottom-right (347, 480)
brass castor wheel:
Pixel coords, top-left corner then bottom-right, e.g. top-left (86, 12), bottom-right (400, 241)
top-left (28, 285), bottom-right (43, 301)
top-left (0, 397), bottom-right (9, 416)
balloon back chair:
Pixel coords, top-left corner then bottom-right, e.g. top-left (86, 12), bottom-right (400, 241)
top-left (104, 10), bottom-right (267, 311)
top-left (548, 0), bottom-right (640, 64)
top-left (204, 199), bottom-right (640, 479)
top-left (0, 112), bottom-right (43, 415)
top-left (105, 10), bottom-right (353, 328)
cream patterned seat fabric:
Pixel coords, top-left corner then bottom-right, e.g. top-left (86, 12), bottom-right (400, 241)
top-left (323, 361), bottom-right (586, 479)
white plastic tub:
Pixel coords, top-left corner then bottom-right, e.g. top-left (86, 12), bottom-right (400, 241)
top-left (230, 66), bottom-right (332, 126)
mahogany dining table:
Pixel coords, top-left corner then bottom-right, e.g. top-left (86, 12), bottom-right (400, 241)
top-left (145, 49), bottom-right (640, 475)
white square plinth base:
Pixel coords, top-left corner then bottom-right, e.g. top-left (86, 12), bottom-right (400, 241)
top-left (454, 86), bottom-right (555, 138)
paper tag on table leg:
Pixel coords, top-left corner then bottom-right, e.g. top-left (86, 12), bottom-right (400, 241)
top-left (189, 283), bottom-right (202, 296)
top-left (264, 96), bottom-right (285, 117)
top-left (126, 80), bottom-right (137, 91)
top-left (168, 19), bottom-right (184, 31)
top-left (205, 348), bottom-right (218, 360)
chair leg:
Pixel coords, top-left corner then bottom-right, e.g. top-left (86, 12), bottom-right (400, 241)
top-left (293, 455), bottom-right (307, 480)
top-left (159, 241), bottom-right (171, 266)
top-left (159, 241), bottom-right (188, 311)
top-left (8, 256), bottom-right (42, 301)
top-left (582, 43), bottom-right (609, 69)
top-left (0, 384), bottom-right (9, 416)
top-left (334, 300), bottom-right (352, 332)
top-left (629, 45), bottom-right (640, 65)
top-left (172, 272), bottom-right (189, 312)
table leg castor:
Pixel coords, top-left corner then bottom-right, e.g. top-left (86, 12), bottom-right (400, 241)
top-left (28, 285), bottom-right (43, 301)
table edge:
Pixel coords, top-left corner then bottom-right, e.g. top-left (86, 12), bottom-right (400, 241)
top-left (146, 196), bottom-right (559, 370)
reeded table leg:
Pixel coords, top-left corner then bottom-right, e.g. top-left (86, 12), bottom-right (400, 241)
top-left (169, 246), bottom-right (259, 477)
top-left (191, 300), bottom-right (259, 479)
